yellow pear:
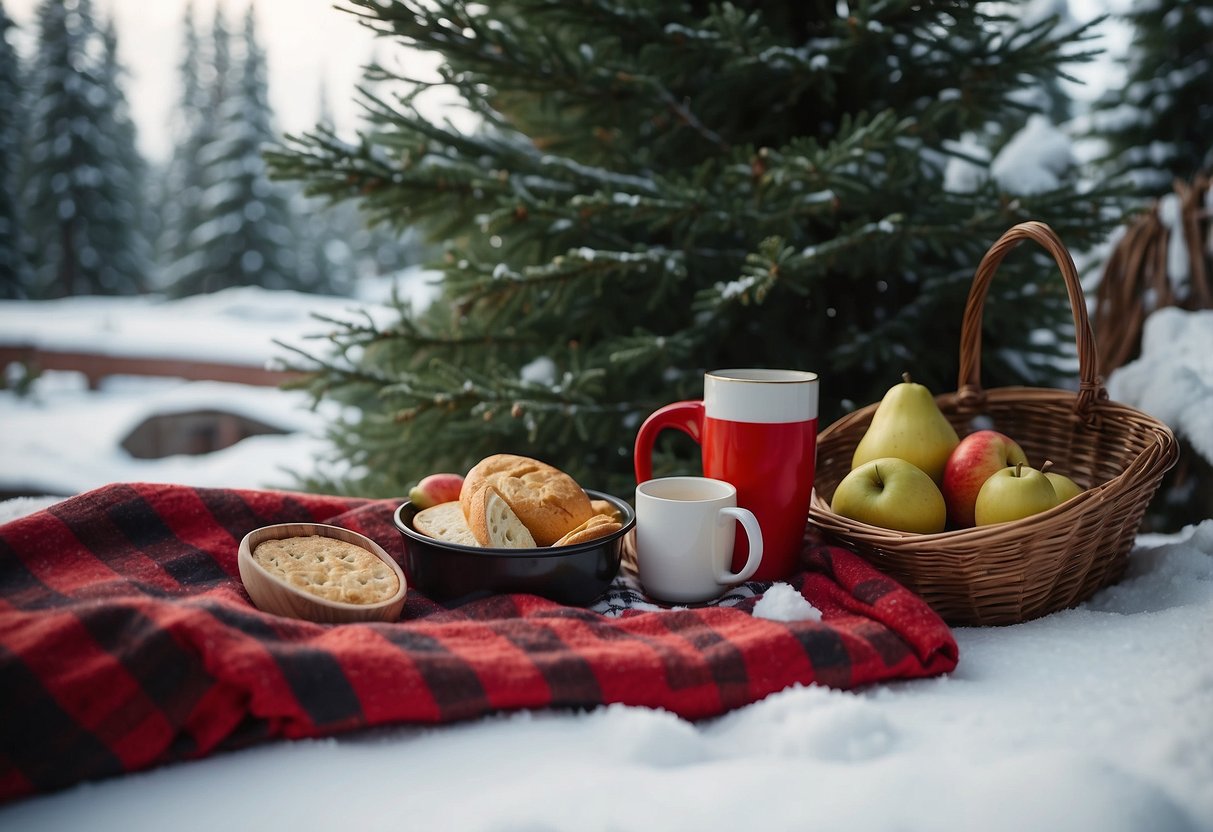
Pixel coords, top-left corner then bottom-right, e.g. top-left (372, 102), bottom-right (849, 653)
top-left (851, 373), bottom-right (959, 483)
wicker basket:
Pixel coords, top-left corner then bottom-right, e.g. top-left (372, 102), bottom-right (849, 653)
top-left (809, 221), bottom-right (1179, 626)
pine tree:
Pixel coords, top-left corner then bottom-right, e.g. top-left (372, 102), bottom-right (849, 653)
top-left (167, 5), bottom-right (298, 297)
top-left (0, 2), bottom-right (28, 297)
top-left (22, 0), bottom-right (146, 297)
top-left (269, 0), bottom-right (1128, 498)
top-left (95, 15), bottom-right (150, 292)
top-left (1092, 0), bottom-right (1213, 189)
top-left (158, 2), bottom-right (212, 292)
top-left (290, 81), bottom-right (357, 297)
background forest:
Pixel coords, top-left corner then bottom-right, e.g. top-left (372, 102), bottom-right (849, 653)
top-left (0, 0), bottom-right (430, 301)
top-left (1, 0), bottom-right (1210, 504)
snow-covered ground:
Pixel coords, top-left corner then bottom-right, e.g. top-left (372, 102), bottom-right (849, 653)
top-left (0, 522), bottom-right (1209, 832)
top-left (0, 274), bottom-right (439, 497)
top-left (1, 286), bottom-right (1212, 831)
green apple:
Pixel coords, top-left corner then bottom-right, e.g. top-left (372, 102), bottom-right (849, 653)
top-left (831, 457), bottom-right (947, 534)
top-left (1045, 473), bottom-right (1083, 503)
top-left (1043, 463), bottom-right (1084, 503)
top-left (973, 462), bottom-right (1059, 526)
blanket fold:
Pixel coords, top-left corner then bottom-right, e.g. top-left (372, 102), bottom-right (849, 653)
top-left (0, 483), bottom-right (958, 801)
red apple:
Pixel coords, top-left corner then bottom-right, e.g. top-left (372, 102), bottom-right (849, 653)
top-left (941, 430), bottom-right (1028, 528)
top-left (408, 473), bottom-right (465, 508)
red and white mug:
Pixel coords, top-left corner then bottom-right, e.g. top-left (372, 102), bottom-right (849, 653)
top-left (633, 369), bottom-right (819, 581)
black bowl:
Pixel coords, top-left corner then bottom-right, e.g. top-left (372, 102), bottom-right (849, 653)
top-left (392, 489), bottom-right (635, 607)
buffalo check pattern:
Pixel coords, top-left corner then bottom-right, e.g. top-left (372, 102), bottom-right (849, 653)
top-left (0, 483), bottom-right (958, 802)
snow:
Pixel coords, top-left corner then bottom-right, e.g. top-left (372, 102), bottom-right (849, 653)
top-left (752, 582), bottom-right (823, 622)
top-left (942, 133), bottom-right (991, 193)
top-left (0, 273), bottom-right (438, 497)
top-left (0, 269), bottom-right (440, 368)
top-left (519, 355), bottom-right (557, 386)
top-left (0, 523), bottom-right (1210, 831)
top-left (0, 372), bottom-right (337, 496)
top-left (1157, 193), bottom-right (1191, 299)
top-left (0, 289), bottom-right (1211, 830)
top-left (716, 274), bottom-right (758, 299)
top-left (1108, 307), bottom-right (1213, 465)
top-left (990, 114), bottom-right (1075, 195)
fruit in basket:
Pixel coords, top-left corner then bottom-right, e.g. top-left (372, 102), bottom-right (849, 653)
top-left (941, 430), bottom-right (1029, 528)
top-left (408, 473), bottom-right (466, 509)
top-left (973, 462), bottom-right (1059, 526)
top-left (1043, 463), bottom-right (1084, 503)
top-left (852, 373), bottom-right (959, 484)
top-left (831, 457), bottom-right (947, 534)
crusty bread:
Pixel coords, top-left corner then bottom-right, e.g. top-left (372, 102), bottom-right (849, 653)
top-left (552, 514), bottom-right (622, 547)
top-left (469, 485), bottom-right (538, 549)
top-left (590, 498), bottom-right (621, 521)
top-left (413, 501), bottom-right (479, 547)
top-left (460, 454), bottom-right (594, 546)
top-left (252, 535), bottom-right (398, 605)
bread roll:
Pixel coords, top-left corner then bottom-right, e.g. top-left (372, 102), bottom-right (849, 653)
top-left (413, 501), bottom-right (479, 547)
top-left (461, 454), bottom-right (594, 546)
top-left (469, 485), bottom-right (538, 548)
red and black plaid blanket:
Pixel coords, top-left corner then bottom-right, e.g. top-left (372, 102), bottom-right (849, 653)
top-left (0, 483), bottom-right (958, 802)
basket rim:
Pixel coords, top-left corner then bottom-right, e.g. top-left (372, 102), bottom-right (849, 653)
top-left (810, 385), bottom-right (1179, 544)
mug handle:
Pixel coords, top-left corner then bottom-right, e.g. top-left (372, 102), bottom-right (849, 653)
top-left (633, 400), bottom-right (704, 483)
top-left (716, 507), bottom-right (763, 584)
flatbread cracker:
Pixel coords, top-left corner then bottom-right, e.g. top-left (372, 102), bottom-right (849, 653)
top-left (252, 535), bottom-right (398, 605)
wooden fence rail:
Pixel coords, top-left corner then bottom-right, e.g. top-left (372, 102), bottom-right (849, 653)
top-left (0, 345), bottom-right (305, 389)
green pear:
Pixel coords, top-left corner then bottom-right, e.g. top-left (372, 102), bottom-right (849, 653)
top-left (852, 373), bottom-right (959, 484)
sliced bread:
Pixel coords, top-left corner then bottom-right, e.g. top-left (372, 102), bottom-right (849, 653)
top-left (470, 485), bottom-right (538, 549)
top-left (413, 501), bottom-right (479, 547)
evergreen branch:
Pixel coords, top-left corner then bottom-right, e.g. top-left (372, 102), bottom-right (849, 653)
top-left (601, 329), bottom-right (698, 374)
top-left (371, 358), bottom-right (645, 439)
top-left (445, 245), bottom-right (686, 328)
top-left (290, 310), bottom-right (540, 352)
top-left (341, 0), bottom-right (732, 153)
top-left (623, 71), bottom-right (730, 151)
top-left (697, 215), bottom-right (905, 310)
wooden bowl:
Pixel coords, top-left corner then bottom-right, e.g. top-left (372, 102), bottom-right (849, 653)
top-left (238, 522), bottom-right (407, 623)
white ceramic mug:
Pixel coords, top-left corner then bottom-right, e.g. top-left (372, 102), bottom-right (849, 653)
top-left (635, 477), bottom-right (763, 603)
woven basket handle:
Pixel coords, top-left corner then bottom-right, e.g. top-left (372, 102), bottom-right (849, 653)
top-left (957, 221), bottom-right (1105, 422)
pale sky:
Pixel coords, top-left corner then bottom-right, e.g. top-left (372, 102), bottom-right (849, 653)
top-left (6, 0), bottom-right (403, 163)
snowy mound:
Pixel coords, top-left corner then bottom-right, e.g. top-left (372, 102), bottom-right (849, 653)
top-left (1108, 307), bottom-right (1213, 465)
